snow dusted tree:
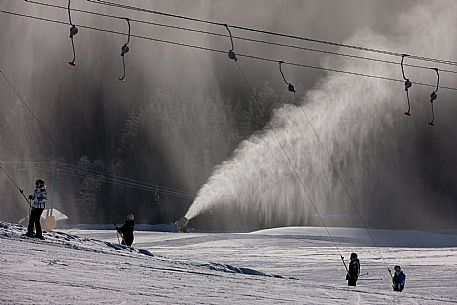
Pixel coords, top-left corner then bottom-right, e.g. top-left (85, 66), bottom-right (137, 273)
top-left (76, 156), bottom-right (104, 221)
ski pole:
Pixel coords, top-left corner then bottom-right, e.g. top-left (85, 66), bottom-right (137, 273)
top-left (341, 255), bottom-right (349, 273)
top-left (119, 232), bottom-right (126, 245)
top-left (113, 223), bottom-right (120, 244)
top-left (0, 166), bottom-right (31, 208)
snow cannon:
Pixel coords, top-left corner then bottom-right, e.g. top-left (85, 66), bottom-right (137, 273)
top-left (176, 216), bottom-right (189, 233)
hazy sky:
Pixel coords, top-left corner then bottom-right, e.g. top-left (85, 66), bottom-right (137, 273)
top-left (1, 1), bottom-right (456, 230)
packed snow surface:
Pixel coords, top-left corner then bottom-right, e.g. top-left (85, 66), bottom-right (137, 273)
top-left (1, 222), bottom-right (457, 304)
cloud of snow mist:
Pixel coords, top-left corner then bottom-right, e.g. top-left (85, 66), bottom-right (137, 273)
top-left (186, 2), bottom-right (457, 229)
top-left (1, 0), bottom-right (456, 227)
top-left (185, 31), bottom-right (395, 224)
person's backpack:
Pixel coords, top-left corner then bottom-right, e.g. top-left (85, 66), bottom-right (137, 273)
top-left (349, 259), bottom-right (360, 278)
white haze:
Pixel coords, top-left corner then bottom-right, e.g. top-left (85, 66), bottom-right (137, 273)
top-left (186, 2), bottom-right (457, 227)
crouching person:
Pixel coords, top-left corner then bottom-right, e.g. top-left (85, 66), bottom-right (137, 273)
top-left (115, 214), bottom-right (135, 247)
top-left (391, 265), bottom-right (406, 292)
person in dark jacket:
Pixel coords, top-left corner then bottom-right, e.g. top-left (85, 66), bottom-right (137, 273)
top-left (391, 265), bottom-right (406, 292)
top-left (346, 252), bottom-right (360, 286)
top-left (25, 179), bottom-right (48, 239)
top-left (115, 214), bottom-right (135, 247)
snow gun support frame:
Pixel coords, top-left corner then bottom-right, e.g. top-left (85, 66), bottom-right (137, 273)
top-left (176, 216), bottom-right (189, 233)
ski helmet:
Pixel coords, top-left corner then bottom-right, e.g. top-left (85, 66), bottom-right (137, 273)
top-left (126, 214), bottom-right (134, 221)
top-left (350, 252), bottom-right (358, 259)
top-left (394, 265), bottom-right (401, 271)
top-left (35, 179), bottom-right (45, 187)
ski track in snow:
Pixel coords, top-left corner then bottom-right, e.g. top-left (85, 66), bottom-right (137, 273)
top-left (1, 222), bottom-right (457, 304)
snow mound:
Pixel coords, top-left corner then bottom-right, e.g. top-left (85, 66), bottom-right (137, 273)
top-left (0, 221), bottom-right (156, 257)
top-left (204, 262), bottom-right (284, 278)
top-left (252, 226), bottom-right (457, 247)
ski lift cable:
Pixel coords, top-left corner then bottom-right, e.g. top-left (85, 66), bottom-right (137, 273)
top-left (401, 54), bottom-right (413, 116)
top-left (0, 160), bottom-right (54, 164)
top-left (62, 172), bottom-right (194, 198)
top-left (280, 74), bottom-right (392, 279)
top-left (221, 31), bottom-right (319, 232)
top-left (32, 164), bottom-right (195, 198)
top-left (428, 68), bottom-right (440, 126)
top-left (0, 166), bottom-right (32, 208)
top-left (275, 64), bottom-right (388, 274)
top-left (0, 69), bottom-right (71, 163)
top-left (1, 66), bottom-right (194, 199)
top-left (67, 0), bottom-right (78, 66)
top-left (232, 57), bottom-right (345, 260)
top-left (0, 7), bottom-right (456, 174)
top-left (4, 8), bottom-right (450, 253)
top-left (53, 165), bottom-right (194, 198)
top-left (2, 9), bottom-right (457, 92)
top-left (25, 0), bottom-right (457, 75)
top-left (54, 161), bottom-right (194, 196)
top-left (0, 161), bottom-right (195, 199)
top-left (53, 162), bottom-right (195, 197)
top-left (88, 0), bottom-right (457, 67)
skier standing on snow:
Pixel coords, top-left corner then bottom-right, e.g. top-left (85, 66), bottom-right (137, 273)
top-left (390, 265), bottom-right (406, 292)
top-left (25, 179), bottom-right (47, 239)
top-left (115, 214), bottom-right (135, 247)
top-left (346, 252), bottom-right (360, 286)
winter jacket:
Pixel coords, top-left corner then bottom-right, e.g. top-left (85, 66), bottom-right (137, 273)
top-left (117, 220), bottom-right (135, 246)
top-left (30, 188), bottom-right (48, 209)
top-left (392, 271), bottom-right (406, 291)
top-left (347, 258), bottom-right (360, 281)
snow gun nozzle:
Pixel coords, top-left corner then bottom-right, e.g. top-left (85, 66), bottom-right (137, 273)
top-left (176, 216), bottom-right (189, 233)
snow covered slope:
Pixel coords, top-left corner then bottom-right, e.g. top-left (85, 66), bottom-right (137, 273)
top-left (1, 222), bottom-right (457, 304)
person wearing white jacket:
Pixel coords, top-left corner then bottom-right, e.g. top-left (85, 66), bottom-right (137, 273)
top-left (25, 179), bottom-right (48, 239)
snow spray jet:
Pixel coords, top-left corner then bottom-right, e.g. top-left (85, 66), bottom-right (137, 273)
top-left (185, 2), bottom-right (457, 230)
top-left (185, 30), bottom-right (397, 227)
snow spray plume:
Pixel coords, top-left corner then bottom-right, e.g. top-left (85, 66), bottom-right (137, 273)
top-left (186, 3), bottom-right (457, 230)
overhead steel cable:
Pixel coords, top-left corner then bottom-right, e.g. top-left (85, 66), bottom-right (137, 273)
top-left (88, 0), bottom-right (457, 67)
top-left (1, 52), bottom-right (195, 199)
top-left (2, 9), bottom-right (457, 92)
top-left (44, 161), bottom-right (194, 198)
top-left (29, 163), bottom-right (196, 198)
top-left (220, 26), bottom-right (346, 261)
top-left (278, 62), bottom-right (392, 278)
top-left (55, 162), bottom-right (195, 198)
top-left (0, 160), bottom-right (194, 198)
top-left (0, 69), bottom-right (72, 162)
top-left (234, 59), bottom-right (346, 263)
top-left (0, 166), bottom-right (32, 208)
top-left (25, 0), bottom-right (457, 75)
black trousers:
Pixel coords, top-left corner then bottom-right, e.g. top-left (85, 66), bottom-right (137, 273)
top-left (393, 283), bottom-right (404, 292)
top-left (27, 208), bottom-right (44, 237)
top-left (348, 278), bottom-right (357, 286)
